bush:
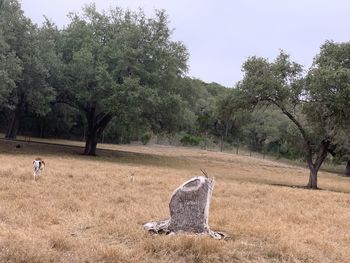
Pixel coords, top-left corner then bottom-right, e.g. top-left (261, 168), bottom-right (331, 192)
top-left (180, 134), bottom-right (202, 146)
top-left (141, 132), bottom-right (152, 145)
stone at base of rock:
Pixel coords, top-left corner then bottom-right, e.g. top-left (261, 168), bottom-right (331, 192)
top-left (208, 230), bottom-right (230, 240)
top-left (143, 220), bottom-right (229, 240)
top-left (143, 219), bottom-right (170, 235)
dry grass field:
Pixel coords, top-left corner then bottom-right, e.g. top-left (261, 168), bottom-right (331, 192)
top-left (0, 138), bottom-right (350, 262)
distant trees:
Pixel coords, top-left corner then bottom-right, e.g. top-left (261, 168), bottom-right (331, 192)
top-left (215, 90), bottom-right (300, 156)
top-left (177, 78), bottom-right (229, 148)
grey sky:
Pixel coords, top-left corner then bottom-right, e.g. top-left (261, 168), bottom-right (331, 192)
top-left (20, 0), bottom-right (350, 87)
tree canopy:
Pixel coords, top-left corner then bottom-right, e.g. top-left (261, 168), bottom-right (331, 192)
top-left (58, 5), bottom-right (189, 155)
top-left (0, 0), bottom-right (57, 139)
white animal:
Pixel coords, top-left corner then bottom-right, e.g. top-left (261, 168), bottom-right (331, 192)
top-left (33, 158), bottom-right (45, 181)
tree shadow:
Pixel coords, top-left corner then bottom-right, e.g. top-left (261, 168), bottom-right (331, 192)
top-left (0, 138), bottom-right (193, 170)
top-left (268, 182), bottom-right (350, 194)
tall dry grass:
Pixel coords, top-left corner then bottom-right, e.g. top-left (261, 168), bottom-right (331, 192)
top-left (0, 139), bottom-right (349, 262)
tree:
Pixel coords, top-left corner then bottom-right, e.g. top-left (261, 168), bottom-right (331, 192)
top-left (0, 37), bottom-right (22, 109)
top-left (1, 0), bottom-right (57, 139)
top-left (0, 0), bottom-right (22, 118)
top-left (59, 5), bottom-right (188, 155)
top-left (0, 1), bottom-right (22, 108)
top-left (239, 109), bottom-right (283, 153)
top-left (237, 47), bottom-right (350, 189)
top-left (306, 41), bottom-right (350, 175)
top-left (214, 90), bottom-right (241, 151)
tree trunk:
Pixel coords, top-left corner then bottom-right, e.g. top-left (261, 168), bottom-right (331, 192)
top-left (307, 166), bottom-right (318, 189)
top-left (83, 106), bottom-right (112, 156)
top-left (345, 160), bottom-right (350, 177)
top-left (82, 125), bottom-right (86, 141)
top-left (84, 130), bottom-right (98, 156)
top-left (5, 103), bottom-right (23, 140)
top-left (39, 121), bottom-right (44, 138)
top-left (305, 139), bottom-right (330, 189)
top-left (220, 135), bottom-right (224, 152)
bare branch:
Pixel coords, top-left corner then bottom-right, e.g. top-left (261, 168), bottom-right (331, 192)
top-left (200, 168), bottom-right (208, 178)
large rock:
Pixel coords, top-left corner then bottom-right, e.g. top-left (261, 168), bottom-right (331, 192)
top-left (143, 176), bottom-right (227, 240)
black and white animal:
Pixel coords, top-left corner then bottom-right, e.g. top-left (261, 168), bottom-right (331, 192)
top-left (33, 158), bottom-right (45, 181)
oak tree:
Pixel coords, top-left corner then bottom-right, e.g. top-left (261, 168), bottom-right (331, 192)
top-left (238, 47), bottom-right (350, 189)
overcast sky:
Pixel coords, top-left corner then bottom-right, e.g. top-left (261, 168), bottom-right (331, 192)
top-left (20, 0), bottom-right (349, 87)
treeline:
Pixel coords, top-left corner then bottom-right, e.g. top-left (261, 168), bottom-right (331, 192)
top-left (0, 0), bottom-right (291, 155)
top-left (1, 1), bottom-right (349, 187)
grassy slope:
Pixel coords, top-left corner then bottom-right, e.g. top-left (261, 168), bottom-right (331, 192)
top-left (0, 139), bottom-right (349, 262)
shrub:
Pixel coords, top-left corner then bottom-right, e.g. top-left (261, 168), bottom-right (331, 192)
top-left (141, 132), bottom-right (152, 145)
top-left (180, 134), bottom-right (202, 146)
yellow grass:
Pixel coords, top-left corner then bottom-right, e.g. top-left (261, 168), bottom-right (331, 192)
top-left (0, 138), bottom-right (350, 262)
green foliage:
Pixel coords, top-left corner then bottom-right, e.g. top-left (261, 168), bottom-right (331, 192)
top-left (235, 47), bottom-right (350, 187)
top-left (304, 41), bottom-right (350, 165)
top-left (0, 48), bottom-right (22, 108)
top-left (60, 6), bottom-right (188, 127)
top-left (238, 51), bottom-right (303, 109)
top-left (176, 77), bottom-right (228, 133)
top-left (180, 134), bottom-right (203, 146)
top-left (0, 0), bottom-right (59, 138)
top-left (0, 0), bottom-right (233, 145)
top-left (54, 4), bottom-right (192, 154)
top-left (140, 132), bottom-right (152, 145)
top-left (306, 41), bottom-right (350, 133)
top-left (237, 46), bottom-right (350, 150)
top-left (1, 1), bottom-right (56, 113)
